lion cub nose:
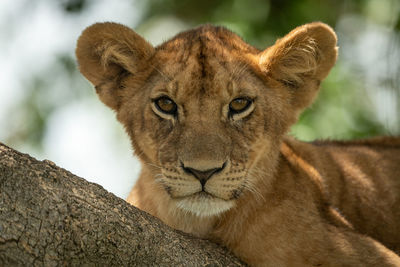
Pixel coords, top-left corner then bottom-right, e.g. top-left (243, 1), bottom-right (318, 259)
top-left (183, 163), bottom-right (226, 186)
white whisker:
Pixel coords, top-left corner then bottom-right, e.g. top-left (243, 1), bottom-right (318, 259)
top-left (154, 173), bottom-right (165, 184)
top-left (146, 162), bottom-right (162, 170)
top-left (244, 168), bottom-right (267, 203)
top-left (151, 64), bottom-right (173, 82)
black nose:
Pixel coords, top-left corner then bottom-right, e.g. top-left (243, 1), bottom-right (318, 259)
top-left (183, 162), bottom-right (226, 186)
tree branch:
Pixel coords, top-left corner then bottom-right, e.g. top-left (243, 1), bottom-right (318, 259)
top-left (0, 143), bottom-right (245, 266)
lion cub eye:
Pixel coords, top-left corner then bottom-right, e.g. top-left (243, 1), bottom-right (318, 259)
top-left (229, 98), bottom-right (252, 114)
top-left (154, 96), bottom-right (177, 115)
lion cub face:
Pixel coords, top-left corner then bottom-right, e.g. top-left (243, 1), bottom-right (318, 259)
top-left (76, 22), bottom-right (337, 217)
top-left (142, 43), bottom-right (266, 216)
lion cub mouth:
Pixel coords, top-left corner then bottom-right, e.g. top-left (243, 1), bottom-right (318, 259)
top-left (158, 161), bottom-right (247, 217)
top-left (175, 192), bottom-right (235, 217)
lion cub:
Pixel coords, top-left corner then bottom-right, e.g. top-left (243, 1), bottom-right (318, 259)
top-left (76, 22), bottom-right (400, 266)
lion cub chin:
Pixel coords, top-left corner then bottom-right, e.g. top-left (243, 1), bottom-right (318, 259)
top-left (175, 192), bottom-right (235, 217)
top-left (77, 21), bottom-right (400, 266)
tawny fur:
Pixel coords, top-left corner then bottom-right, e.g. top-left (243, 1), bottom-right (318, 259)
top-left (76, 22), bottom-right (400, 266)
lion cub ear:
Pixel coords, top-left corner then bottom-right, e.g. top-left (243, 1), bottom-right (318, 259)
top-left (259, 22), bottom-right (338, 111)
top-left (76, 22), bottom-right (154, 110)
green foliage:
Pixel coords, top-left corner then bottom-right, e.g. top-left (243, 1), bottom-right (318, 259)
top-left (291, 64), bottom-right (385, 141)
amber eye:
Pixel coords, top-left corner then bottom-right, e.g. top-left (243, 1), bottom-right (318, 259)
top-left (229, 98), bottom-right (252, 114)
top-left (154, 96), bottom-right (177, 115)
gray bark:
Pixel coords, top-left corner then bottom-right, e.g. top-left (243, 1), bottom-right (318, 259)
top-left (0, 143), bottom-right (245, 266)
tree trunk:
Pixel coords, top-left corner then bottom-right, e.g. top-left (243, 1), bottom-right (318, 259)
top-left (0, 143), bottom-right (245, 266)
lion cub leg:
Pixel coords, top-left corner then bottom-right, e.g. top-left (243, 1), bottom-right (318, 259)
top-left (320, 222), bottom-right (400, 267)
top-left (227, 207), bottom-right (400, 266)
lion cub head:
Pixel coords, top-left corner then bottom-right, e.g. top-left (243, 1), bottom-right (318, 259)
top-left (76, 22), bottom-right (337, 217)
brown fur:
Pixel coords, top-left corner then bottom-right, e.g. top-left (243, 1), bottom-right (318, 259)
top-left (76, 22), bottom-right (400, 266)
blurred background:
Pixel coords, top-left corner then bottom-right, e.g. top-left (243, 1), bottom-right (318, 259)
top-left (0, 0), bottom-right (399, 199)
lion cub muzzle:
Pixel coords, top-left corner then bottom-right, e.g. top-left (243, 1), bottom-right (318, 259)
top-left (182, 161), bottom-right (227, 187)
top-left (159, 157), bottom-right (246, 217)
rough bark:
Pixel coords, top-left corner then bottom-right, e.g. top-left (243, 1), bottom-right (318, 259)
top-left (0, 143), bottom-right (245, 266)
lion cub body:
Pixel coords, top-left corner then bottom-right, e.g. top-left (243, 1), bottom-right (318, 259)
top-left (77, 22), bottom-right (400, 266)
top-left (128, 136), bottom-right (400, 266)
